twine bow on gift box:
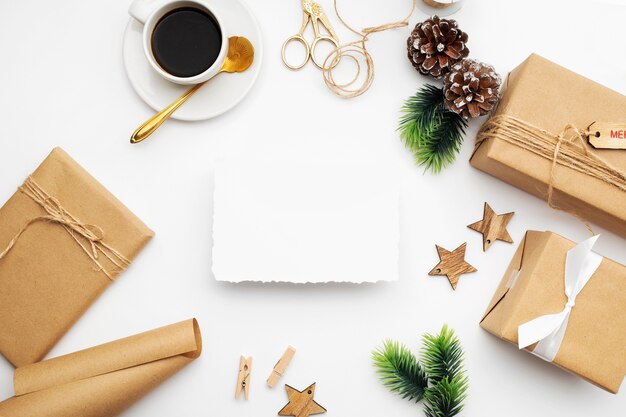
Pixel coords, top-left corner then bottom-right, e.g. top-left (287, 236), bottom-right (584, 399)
top-left (517, 235), bottom-right (602, 362)
top-left (0, 176), bottom-right (130, 280)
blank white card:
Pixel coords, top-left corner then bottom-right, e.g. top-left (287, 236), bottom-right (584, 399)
top-left (212, 158), bottom-right (399, 283)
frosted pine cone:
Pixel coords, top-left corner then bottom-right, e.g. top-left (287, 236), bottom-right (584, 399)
top-left (443, 59), bottom-right (502, 119)
top-left (407, 15), bottom-right (469, 79)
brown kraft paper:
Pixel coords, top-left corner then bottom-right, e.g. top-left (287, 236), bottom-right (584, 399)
top-left (0, 147), bottom-right (154, 367)
top-left (0, 318), bottom-right (202, 417)
top-left (480, 230), bottom-right (626, 393)
top-left (470, 54), bottom-right (626, 238)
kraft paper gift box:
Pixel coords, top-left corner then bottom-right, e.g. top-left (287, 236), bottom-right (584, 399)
top-left (0, 147), bottom-right (153, 367)
top-left (480, 230), bottom-right (626, 393)
top-left (0, 319), bottom-right (202, 417)
top-left (470, 54), bottom-right (626, 238)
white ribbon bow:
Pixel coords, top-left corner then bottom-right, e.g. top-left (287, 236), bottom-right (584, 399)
top-left (517, 235), bottom-right (602, 362)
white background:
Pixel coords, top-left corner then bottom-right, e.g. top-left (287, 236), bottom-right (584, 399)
top-left (0, 0), bottom-right (625, 416)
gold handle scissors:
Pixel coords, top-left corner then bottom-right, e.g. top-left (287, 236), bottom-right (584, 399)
top-left (281, 0), bottom-right (339, 70)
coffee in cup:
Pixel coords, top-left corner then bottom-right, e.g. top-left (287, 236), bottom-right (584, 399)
top-left (129, 0), bottom-right (227, 85)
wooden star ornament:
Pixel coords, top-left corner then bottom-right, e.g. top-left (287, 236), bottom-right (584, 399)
top-left (278, 383), bottom-right (327, 417)
top-left (467, 202), bottom-right (514, 251)
top-left (429, 243), bottom-right (477, 290)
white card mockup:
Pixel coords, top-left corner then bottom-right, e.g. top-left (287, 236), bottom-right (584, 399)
top-left (212, 158), bottom-right (399, 283)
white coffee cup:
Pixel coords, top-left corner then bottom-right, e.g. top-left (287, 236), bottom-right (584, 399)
top-left (129, 0), bottom-right (228, 85)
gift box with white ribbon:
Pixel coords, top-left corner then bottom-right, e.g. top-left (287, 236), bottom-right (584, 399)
top-left (480, 230), bottom-right (626, 393)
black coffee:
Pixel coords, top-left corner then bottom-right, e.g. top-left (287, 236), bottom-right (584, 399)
top-left (151, 7), bottom-right (222, 78)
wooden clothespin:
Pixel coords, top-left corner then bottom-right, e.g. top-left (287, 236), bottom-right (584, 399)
top-left (267, 346), bottom-right (296, 388)
top-left (235, 356), bottom-right (252, 400)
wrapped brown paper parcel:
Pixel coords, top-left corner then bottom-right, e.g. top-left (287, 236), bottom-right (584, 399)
top-left (0, 147), bottom-right (153, 367)
top-left (470, 54), bottom-right (626, 238)
top-left (480, 231), bottom-right (626, 393)
top-left (0, 318), bottom-right (202, 417)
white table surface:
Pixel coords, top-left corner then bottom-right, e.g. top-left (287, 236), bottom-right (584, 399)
top-left (0, 0), bottom-right (624, 415)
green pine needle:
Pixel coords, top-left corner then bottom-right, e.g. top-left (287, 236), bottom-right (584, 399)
top-left (398, 85), bottom-right (468, 173)
top-left (399, 84), bottom-right (442, 150)
top-left (424, 374), bottom-right (469, 417)
top-left (422, 326), bottom-right (469, 417)
top-left (372, 340), bottom-right (429, 402)
top-left (421, 325), bottom-right (466, 383)
top-left (373, 326), bottom-right (468, 417)
top-left (413, 108), bottom-right (467, 173)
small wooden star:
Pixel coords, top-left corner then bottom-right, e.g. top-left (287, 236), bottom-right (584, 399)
top-left (467, 202), bottom-right (514, 251)
top-left (278, 383), bottom-right (327, 417)
top-left (428, 243), bottom-right (477, 290)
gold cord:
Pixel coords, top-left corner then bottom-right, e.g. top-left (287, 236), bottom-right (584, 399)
top-left (322, 0), bottom-right (416, 98)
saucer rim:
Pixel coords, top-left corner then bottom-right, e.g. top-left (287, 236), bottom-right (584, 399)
top-left (122, 0), bottom-right (263, 122)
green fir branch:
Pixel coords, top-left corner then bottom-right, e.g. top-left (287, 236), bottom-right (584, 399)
top-left (421, 326), bottom-right (468, 417)
top-left (372, 340), bottom-right (429, 402)
top-left (373, 326), bottom-right (469, 417)
top-left (398, 85), bottom-right (468, 173)
top-left (421, 325), bottom-right (465, 383)
top-left (424, 374), bottom-right (469, 417)
top-left (413, 106), bottom-right (467, 173)
top-left (399, 84), bottom-right (443, 150)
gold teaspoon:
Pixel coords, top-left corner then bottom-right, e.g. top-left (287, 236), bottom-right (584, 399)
top-left (130, 36), bottom-right (255, 144)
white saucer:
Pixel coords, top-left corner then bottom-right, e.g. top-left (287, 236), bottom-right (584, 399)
top-left (123, 0), bottom-right (262, 121)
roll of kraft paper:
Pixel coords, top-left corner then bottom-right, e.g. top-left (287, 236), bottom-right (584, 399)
top-left (0, 319), bottom-right (202, 417)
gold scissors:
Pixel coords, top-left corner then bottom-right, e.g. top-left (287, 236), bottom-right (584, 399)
top-left (281, 0), bottom-right (340, 70)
